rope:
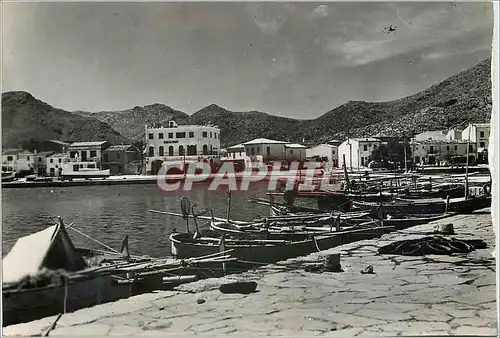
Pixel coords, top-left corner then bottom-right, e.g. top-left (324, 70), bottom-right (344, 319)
top-left (63, 277), bottom-right (68, 314)
top-left (312, 235), bottom-right (321, 252)
top-left (66, 226), bottom-right (121, 254)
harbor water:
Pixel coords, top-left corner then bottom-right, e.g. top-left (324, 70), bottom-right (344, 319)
top-left (1, 182), bottom-right (274, 258)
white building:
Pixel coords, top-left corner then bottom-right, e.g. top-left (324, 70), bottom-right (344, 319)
top-left (306, 144), bottom-right (339, 167)
top-left (46, 153), bottom-right (71, 177)
top-left (145, 120), bottom-right (221, 174)
top-left (462, 123), bottom-right (490, 151)
top-left (15, 150), bottom-right (35, 173)
top-left (338, 138), bottom-right (381, 169)
top-left (224, 144), bottom-right (246, 160)
top-left (414, 130), bottom-right (449, 142)
top-left (68, 141), bottom-right (110, 163)
top-left (241, 138), bottom-right (306, 163)
top-left (284, 144), bottom-right (307, 161)
top-left (411, 140), bottom-right (477, 165)
top-left (2, 149), bottom-right (22, 169)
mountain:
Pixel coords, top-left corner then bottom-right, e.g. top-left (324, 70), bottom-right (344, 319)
top-left (1, 91), bottom-right (129, 149)
top-left (76, 104), bottom-right (189, 141)
top-left (187, 104), bottom-right (305, 147)
top-left (2, 59), bottom-right (492, 149)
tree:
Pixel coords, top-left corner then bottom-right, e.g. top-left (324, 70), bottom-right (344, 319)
top-left (371, 140), bottom-right (412, 170)
top-left (132, 140), bottom-right (146, 174)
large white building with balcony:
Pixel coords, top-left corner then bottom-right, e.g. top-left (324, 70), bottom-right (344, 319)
top-left (145, 120), bottom-right (221, 174)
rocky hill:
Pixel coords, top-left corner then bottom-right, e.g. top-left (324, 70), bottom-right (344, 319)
top-left (76, 104), bottom-right (189, 141)
top-left (1, 91), bottom-right (129, 149)
top-left (2, 59), bottom-right (492, 149)
top-left (187, 104), bottom-right (305, 147)
top-left (308, 58), bottom-right (492, 143)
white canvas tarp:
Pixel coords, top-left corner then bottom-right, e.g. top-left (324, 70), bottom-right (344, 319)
top-left (2, 224), bottom-right (85, 284)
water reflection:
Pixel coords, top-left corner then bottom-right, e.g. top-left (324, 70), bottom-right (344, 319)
top-left (2, 183), bottom-right (270, 257)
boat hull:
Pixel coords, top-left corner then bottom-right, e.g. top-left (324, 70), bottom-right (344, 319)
top-left (2, 275), bottom-right (132, 327)
top-left (170, 226), bottom-right (393, 272)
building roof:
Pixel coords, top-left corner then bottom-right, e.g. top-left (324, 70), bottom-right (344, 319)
top-left (2, 149), bottom-right (23, 155)
top-left (48, 140), bottom-right (70, 146)
top-left (35, 151), bottom-right (56, 157)
top-left (47, 153), bottom-right (69, 158)
top-left (308, 144), bottom-right (337, 149)
top-left (69, 141), bottom-right (108, 147)
top-left (227, 143), bottom-right (245, 150)
top-left (18, 150), bottom-right (35, 155)
top-left (413, 139), bottom-right (475, 144)
top-left (349, 137), bottom-right (380, 142)
top-left (105, 145), bottom-right (134, 152)
top-left (285, 143), bottom-right (306, 148)
top-left (243, 138), bottom-right (288, 145)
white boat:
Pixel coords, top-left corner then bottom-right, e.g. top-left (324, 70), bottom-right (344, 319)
top-left (2, 166), bottom-right (16, 182)
top-left (60, 160), bottom-right (110, 180)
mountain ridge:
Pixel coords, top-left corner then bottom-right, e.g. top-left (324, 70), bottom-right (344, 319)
top-left (2, 58), bottom-right (492, 149)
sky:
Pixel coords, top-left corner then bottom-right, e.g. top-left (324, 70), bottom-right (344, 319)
top-left (2, 2), bottom-right (493, 119)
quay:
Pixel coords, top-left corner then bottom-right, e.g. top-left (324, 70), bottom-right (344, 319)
top-left (4, 208), bottom-right (497, 336)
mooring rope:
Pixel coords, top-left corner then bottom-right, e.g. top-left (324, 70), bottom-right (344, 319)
top-left (66, 226), bottom-right (121, 255)
top-left (63, 277), bottom-right (68, 314)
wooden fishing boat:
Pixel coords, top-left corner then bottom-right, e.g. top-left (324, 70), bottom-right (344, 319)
top-left (380, 212), bottom-right (457, 229)
top-left (351, 194), bottom-right (491, 215)
top-left (169, 222), bottom-right (394, 271)
top-left (2, 217), bottom-right (232, 326)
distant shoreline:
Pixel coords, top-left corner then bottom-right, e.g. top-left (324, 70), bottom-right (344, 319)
top-left (1, 165), bottom-right (490, 189)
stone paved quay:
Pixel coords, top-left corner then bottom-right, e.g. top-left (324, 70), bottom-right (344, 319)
top-left (4, 208), bottom-right (498, 336)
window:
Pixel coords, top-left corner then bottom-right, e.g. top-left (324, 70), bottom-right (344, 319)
top-left (257, 147), bottom-right (260, 153)
top-left (455, 146), bottom-right (458, 150)
top-left (480, 131), bottom-right (485, 138)
top-left (363, 145), bottom-right (368, 151)
top-left (480, 142), bottom-right (485, 148)
top-left (215, 133), bottom-right (218, 139)
top-left (469, 145), bottom-right (474, 152)
top-left (38, 158), bottom-right (42, 162)
top-left (159, 146), bottom-right (164, 156)
top-left (104, 154), bottom-right (108, 162)
top-left (148, 146), bottom-right (154, 157)
top-left (168, 133), bottom-right (174, 139)
top-left (88, 164), bottom-right (96, 169)
top-left (7, 156), bottom-right (13, 161)
top-left (90, 150), bottom-right (97, 158)
top-left (176, 132), bottom-right (186, 138)
top-left (148, 133), bottom-right (154, 139)
top-left (290, 149), bottom-right (294, 154)
top-left (447, 146), bottom-right (450, 150)
top-left (168, 146), bottom-right (174, 156)
top-left (27, 156), bottom-right (30, 161)
top-left (210, 132), bottom-right (212, 138)
top-left (73, 164), bottom-right (79, 171)
top-left (203, 145), bottom-right (208, 155)
top-left (159, 133), bottom-right (164, 139)
top-left (429, 146), bottom-right (434, 153)
top-left (179, 145), bottom-right (185, 156)
top-left (189, 132), bottom-right (194, 138)
top-left (203, 131), bottom-right (208, 138)
top-left (266, 147), bottom-right (271, 155)
top-left (50, 159), bottom-right (54, 163)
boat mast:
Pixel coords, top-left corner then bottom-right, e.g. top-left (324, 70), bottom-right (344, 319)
top-left (464, 124), bottom-right (471, 199)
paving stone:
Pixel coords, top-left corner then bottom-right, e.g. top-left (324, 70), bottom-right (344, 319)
top-left (320, 327), bottom-right (365, 336)
top-left (354, 308), bottom-right (412, 322)
top-left (451, 326), bottom-right (498, 336)
top-left (409, 308), bottom-right (453, 322)
top-left (107, 324), bottom-right (145, 335)
top-left (450, 317), bottom-right (495, 328)
top-left (369, 321), bottom-right (451, 333)
top-left (50, 323), bottom-right (111, 335)
top-left (326, 313), bottom-right (387, 327)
